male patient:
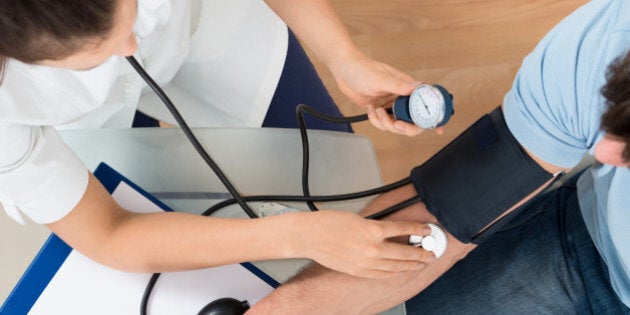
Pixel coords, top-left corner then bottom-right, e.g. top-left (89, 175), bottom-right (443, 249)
top-left (249, 1), bottom-right (630, 313)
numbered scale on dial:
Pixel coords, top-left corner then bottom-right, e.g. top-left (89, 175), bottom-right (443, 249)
top-left (392, 84), bottom-right (454, 129)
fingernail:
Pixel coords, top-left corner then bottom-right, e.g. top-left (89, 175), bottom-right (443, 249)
top-left (393, 121), bottom-right (405, 132)
top-left (367, 104), bottom-right (374, 114)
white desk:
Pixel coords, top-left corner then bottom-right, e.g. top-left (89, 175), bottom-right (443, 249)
top-left (1, 127), bottom-right (405, 314)
top-left (61, 127), bottom-right (382, 216)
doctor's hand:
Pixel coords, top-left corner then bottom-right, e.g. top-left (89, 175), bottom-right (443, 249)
top-left (329, 53), bottom-right (428, 136)
top-left (291, 210), bottom-right (436, 278)
top-left (367, 104), bottom-right (446, 137)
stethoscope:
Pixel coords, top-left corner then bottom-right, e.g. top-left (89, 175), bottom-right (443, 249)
top-left (125, 56), bottom-right (453, 315)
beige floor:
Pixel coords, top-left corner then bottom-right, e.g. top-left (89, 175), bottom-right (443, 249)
top-left (306, 0), bottom-right (588, 183)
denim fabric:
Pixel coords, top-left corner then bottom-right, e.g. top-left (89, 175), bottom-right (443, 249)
top-left (262, 29), bottom-right (353, 133)
top-left (405, 172), bottom-right (630, 314)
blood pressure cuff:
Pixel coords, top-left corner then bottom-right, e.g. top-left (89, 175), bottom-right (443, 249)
top-left (410, 106), bottom-right (552, 244)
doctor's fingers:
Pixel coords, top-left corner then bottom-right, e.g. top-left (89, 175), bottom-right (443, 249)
top-left (352, 92), bottom-right (397, 110)
top-left (392, 120), bottom-right (424, 137)
top-left (370, 93), bottom-right (399, 109)
top-left (367, 105), bottom-right (387, 131)
top-left (368, 105), bottom-right (424, 136)
top-left (354, 251), bottom-right (432, 279)
top-left (378, 242), bottom-right (437, 264)
top-left (374, 219), bottom-right (433, 240)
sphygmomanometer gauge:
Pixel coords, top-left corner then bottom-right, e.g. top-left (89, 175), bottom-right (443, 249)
top-left (393, 84), bottom-right (454, 129)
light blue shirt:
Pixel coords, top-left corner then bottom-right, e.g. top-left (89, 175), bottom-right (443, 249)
top-left (503, 0), bottom-right (630, 306)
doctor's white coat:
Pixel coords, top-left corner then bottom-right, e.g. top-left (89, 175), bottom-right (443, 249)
top-left (0, 0), bottom-right (288, 224)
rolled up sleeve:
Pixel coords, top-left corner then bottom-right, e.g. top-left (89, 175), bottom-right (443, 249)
top-left (502, 0), bottom-right (610, 169)
top-left (0, 124), bottom-right (88, 224)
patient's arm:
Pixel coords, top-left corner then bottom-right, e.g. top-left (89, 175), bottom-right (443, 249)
top-left (248, 148), bottom-right (565, 314)
top-left (247, 184), bottom-right (472, 314)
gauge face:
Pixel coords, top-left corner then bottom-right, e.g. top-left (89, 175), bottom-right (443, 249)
top-left (409, 85), bottom-right (446, 129)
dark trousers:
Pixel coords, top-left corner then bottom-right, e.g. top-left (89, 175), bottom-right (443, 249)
top-left (406, 171), bottom-right (630, 314)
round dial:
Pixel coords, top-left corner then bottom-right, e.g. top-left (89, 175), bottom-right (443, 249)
top-left (409, 84), bottom-right (446, 129)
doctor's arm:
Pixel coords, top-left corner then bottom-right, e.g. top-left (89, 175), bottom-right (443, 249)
top-left (45, 172), bottom-right (434, 276)
top-left (263, 0), bottom-right (424, 136)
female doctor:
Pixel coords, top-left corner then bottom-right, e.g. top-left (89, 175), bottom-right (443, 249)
top-left (0, 0), bottom-right (434, 278)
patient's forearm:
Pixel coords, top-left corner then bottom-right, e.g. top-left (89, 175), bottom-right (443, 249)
top-left (248, 185), bottom-right (475, 314)
top-left (249, 175), bottom-right (559, 314)
top-left (250, 255), bottom-right (470, 314)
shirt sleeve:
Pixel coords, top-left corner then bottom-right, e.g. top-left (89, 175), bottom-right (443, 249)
top-left (0, 124), bottom-right (88, 224)
top-left (503, 1), bottom-right (613, 169)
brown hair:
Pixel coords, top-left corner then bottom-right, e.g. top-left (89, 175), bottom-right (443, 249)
top-left (0, 0), bottom-right (117, 77)
top-left (600, 50), bottom-right (630, 162)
